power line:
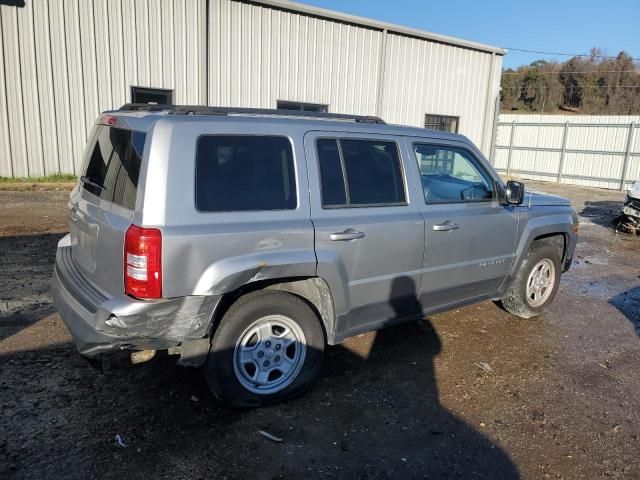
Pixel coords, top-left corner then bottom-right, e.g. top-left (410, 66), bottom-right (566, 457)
top-left (504, 47), bottom-right (640, 62)
top-left (502, 85), bottom-right (640, 90)
top-left (503, 70), bottom-right (639, 75)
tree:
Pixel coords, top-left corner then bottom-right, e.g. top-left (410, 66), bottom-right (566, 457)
top-left (501, 48), bottom-right (640, 114)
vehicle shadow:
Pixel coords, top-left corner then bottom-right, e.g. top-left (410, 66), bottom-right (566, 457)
top-left (0, 276), bottom-right (520, 479)
top-left (316, 276), bottom-right (520, 478)
top-left (609, 286), bottom-right (640, 336)
top-left (0, 233), bottom-right (64, 343)
top-left (580, 200), bottom-right (624, 228)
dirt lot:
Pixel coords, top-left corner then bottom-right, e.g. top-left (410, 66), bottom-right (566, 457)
top-left (1, 180), bottom-right (639, 479)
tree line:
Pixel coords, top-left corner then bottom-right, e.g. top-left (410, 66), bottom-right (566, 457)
top-left (500, 49), bottom-right (640, 114)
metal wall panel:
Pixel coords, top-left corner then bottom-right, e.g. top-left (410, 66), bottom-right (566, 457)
top-left (33, 1), bottom-right (58, 176)
top-left (380, 34), bottom-right (501, 153)
top-left (17, 3), bottom-right (44, 176)
top-left (0, 0), bottom-right (206, 176)
top-left (208, 0), bottom-right (383, 116)
top-left (49, 0), bottom-right (74, 174)
top-left (0, 7), bottom-right (14, 177)
top-left (1, 0), bottom-right (498, 176)
top-left (208, 0), bottom-right (500, 155)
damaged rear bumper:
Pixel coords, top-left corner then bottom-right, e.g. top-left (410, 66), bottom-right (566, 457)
top-left (52, 238), bottom-right (220, 361)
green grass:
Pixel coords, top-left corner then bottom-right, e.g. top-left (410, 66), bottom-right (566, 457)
top-left (0, 173), bottom-right (77, 183)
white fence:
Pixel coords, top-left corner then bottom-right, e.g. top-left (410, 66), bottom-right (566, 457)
top-left (492, 114), bottom-right (640, 190)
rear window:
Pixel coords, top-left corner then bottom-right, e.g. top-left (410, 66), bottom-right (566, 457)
top-left (196, 135), bottom-right (296, 212)
top-left (82, 126), bottom-right (145, 210)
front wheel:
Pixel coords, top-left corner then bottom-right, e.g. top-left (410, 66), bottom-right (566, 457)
top-left (204, 290), bottom-right (325, 407)
top-left (499, 241), bottom-right (562, 319)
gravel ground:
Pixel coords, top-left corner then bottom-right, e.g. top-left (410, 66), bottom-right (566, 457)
top-left (0, 180), bottom-right (638, 479)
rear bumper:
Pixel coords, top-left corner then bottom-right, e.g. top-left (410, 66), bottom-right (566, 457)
top-left (52, 235), bottom-right (220, 357)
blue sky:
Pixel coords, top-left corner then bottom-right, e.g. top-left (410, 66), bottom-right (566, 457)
top-left (295, 0), bottom-right (640, 68)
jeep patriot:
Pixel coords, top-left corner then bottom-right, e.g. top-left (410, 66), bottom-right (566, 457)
top-left (52, 105), bottom-right (578, 407)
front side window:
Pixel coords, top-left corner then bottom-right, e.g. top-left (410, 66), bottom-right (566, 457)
top-left (316, 138), bottom-right (406, 208)
top-left (414, 144), bottom-right (494, 204)
top-left (82, 127), bottom-right (145, 209)
top-left (196, 135), bottom-right (296, 212)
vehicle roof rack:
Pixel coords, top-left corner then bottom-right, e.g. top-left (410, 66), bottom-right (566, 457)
top-left (118, 104), bottom-right (386, 124)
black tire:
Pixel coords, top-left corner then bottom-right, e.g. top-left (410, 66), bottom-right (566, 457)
top-left (204, 290), bottom-right (325, 408)
top-left (499, 241), bottom-right (562, 319)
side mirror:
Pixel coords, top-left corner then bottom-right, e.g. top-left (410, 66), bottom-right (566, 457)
top-left (504, 180), bottom-right (525, 205)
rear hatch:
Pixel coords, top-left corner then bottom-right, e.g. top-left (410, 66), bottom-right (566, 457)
top-left (68, 120), bottom-right (146, 297)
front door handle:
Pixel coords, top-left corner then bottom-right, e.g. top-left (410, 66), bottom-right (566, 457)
top-left (432, 221), bottom-right (459, 232)
top-left (329, 230), bottom-right (365, 241)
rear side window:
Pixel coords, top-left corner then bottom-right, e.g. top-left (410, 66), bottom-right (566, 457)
top-left (316, 138), bottom-right (406, 208)
top-left (196, 135), bottom-right (296, 212)
top-left (317, 139), bottom-right (347, 207)
top-left (82, 126), bottom-right (145, 210)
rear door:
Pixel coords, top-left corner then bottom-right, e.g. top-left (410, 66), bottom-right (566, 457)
top-left (68, 123), bottom-right (146, 296)
top-left (406, 139), bottom-right (518, 309)
top-left (305, 131), bottom-right (425, 338)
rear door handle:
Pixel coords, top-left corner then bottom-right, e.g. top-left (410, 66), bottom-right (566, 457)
top-left (329, 230), bottom-right (365, 241)
top-left (432, 221), bottom-right (459, 232)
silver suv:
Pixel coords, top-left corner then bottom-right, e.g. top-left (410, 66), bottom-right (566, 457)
top-left (53, 105), bottom-right (578, 407)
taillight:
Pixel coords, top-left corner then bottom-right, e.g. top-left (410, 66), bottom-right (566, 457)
top-left (99, 115), bottom-right (117, 126)
top-left (124, 224), bottom-right (162, 299)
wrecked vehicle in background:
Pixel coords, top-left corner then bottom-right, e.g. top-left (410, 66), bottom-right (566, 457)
top-left (617, 181), bottom-right (640, 235)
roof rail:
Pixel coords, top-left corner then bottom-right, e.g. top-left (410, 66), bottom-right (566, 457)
top-left (118, 104), bottom-right (386, 124)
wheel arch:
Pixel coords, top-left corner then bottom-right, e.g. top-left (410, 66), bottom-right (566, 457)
top-left (209, 276), bottom-right (337, 345)
top-left (531, 232), bottom-right (567, 264)
top-left (498, 214), bottom-right (573, 296)
top-left (512, 215), bottom-right (573, 273)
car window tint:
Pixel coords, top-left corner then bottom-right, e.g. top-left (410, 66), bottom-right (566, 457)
top-left (196, 135), bottom-right (296, 212)
top-left (316, 138), bottom-right (347, 207)
top-left (82, 127), bottom-right (144, 209)
top-left (340, 139), bottom-right (405, 206)
top-left (414, 145), bottom-right (494, 204)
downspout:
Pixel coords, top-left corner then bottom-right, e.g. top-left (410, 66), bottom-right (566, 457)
top-left (204, 0), bottom-right (210, 105)
top-left (481, 52), bottom-right (497, 155)
top-left (375, 28), bottom-right (388, 118)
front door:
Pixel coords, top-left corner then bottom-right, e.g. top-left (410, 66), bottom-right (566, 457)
top-left (304, 131), bottom-right (425, 340)
top-left (406, 140), bottom-right (519, 310)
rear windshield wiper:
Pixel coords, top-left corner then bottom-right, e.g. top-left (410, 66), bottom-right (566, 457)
top-left (80, 176), bottom-right (105, 191)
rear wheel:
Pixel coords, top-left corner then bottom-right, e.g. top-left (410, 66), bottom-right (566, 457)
top-left (205, 290), bottom-right (324, 407)
top-left (499, 241), bottom-right (562, 319)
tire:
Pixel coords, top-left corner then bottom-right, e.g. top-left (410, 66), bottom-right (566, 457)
top-left (204, 290), bottom-right (325, 408)
top-left (499, 241), bottom-right (562, 319)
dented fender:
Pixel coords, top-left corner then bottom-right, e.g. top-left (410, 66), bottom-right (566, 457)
top-left (192, 250), bottom-right (317, 295)
top-left (315, 248), bottom-right (350, 321)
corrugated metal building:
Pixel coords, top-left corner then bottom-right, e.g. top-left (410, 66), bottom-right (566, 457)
top-left (0, 0), bottom-right (504, 177)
